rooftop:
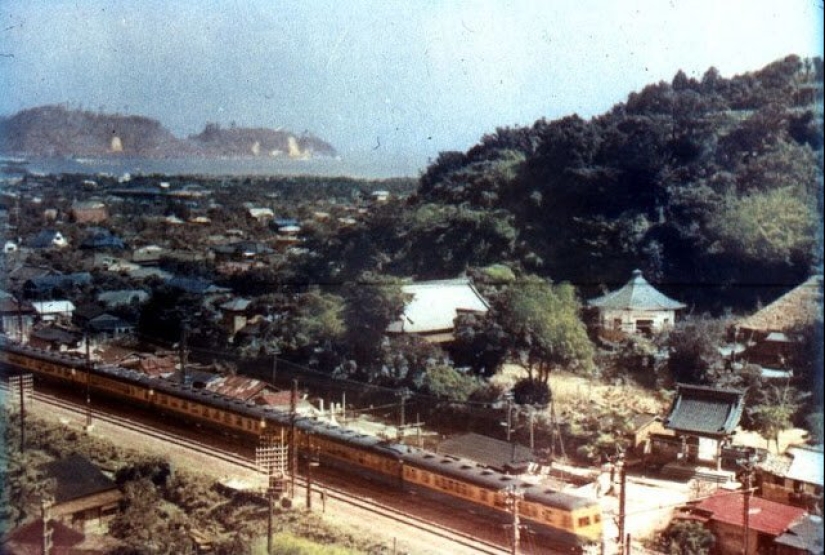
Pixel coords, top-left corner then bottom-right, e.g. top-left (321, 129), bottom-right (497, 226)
top-left (587, 269), bottom-right (685, 311)
top-left (664, 384), bottom-right (745, 437)
top-left (386, 278), bottom-right (489, 335)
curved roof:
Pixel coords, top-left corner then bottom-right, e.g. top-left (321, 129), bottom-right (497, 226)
top-left (664, 384), bottom-right (744, 437)
top-left (587, 270), bottom-right (685, 311)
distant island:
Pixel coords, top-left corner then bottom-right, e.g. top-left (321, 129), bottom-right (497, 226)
top-left (0, 105), bottom-right (337, 159)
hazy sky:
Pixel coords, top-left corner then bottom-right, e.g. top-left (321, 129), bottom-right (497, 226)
top-left (1, 0), bottom-right (822, 166)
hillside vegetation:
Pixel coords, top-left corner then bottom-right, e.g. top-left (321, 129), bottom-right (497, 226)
top-left (312, 55), bottom-right (823, 313)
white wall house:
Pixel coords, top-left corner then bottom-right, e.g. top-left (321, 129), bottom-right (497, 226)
top-left (588, 269), bottom-right (685, 336)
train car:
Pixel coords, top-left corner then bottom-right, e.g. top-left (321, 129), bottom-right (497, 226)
top-left (400, 448), bottom-right (601, 552)
top-left (1, 338), bottom-right (604, 550)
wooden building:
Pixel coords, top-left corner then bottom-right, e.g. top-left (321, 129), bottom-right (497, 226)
top-left (587, 269), bottom-right (685, 338)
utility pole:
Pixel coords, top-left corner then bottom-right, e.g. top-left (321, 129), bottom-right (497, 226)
top-left (18, 373), bottom-right (26, 453)
top-left (290, 379), bottom-right (298, 499)
top-left (41, 496), bottom-right (52, 555)
top-left (397, 388), bottom-right (410, 440)
top-left (505, 486), bottom-right (522, 555)
top-left (84, 335), bottom-right (93, 429)
top-left (740, 457), bottom-right (756, 555)
top-left (505, 392), bottom-right (514, 442)
top-left (528, 406), bottom-right (535, 451)
top-left (617, 453), bottom-right (627, 555)
top-left (179, 322), bottom-right (188, 385)
top-left (271, 349), bottom-right (279, 385)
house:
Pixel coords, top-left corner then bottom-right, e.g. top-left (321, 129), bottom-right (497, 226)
top-left (80, 228), bottom-right (125, 250)
top-left (4, 239), bottom-right (18, 253)
top-left (2, 518), bottom-right (90, 555)
top-left (168, 276), bottom-right (230, 296)
top-left (31, 300), bottom-right (75, 323)
top-left (23, 273), bottom-right (91, 299)
top-left (757, 445), bottom-right (824, 513)
top-left (659, 384), bottom-right (745, 470)
top-left (220, 297), bottom-right (252, 336)
top-left (70, 200), bottom-right (108, 223)
top-left (674, 491), bottom-right (808, 555)
top-left (28, 229), bottom-right (68, 249)
top-left (436, 433), bottom-right (534, 474)
top-left (40, 454), bottom-right (123, 534)
top-left (87, 313), bottom-right (134, 339)
top-left (29, 326), bottom-right (82, 351)
top-left (587, 269), bottom-right (685, 337)
top-left (248, 207), bottom-right (275, 223)
top-left (386, 278), bottom-right (490, 344)
top-left (0, 297), bottom-right (36, 340)
top-left (732, 275), bottom-right (822, 378)
top-left (774, 515), bottom-right (824, 555)
top-left (212, 241), bottom-right (274, 261)
top-left (132, 244), bottom-right (165, 265)
top-left (96, 289), bottom-right (149, 309)
top-left (206, 374), bottom-right (269, 402)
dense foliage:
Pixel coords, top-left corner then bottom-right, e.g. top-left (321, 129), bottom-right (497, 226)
top-left (324, 55), bottom-right (823, 313)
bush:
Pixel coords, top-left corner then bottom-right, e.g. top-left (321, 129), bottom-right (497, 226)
top-left (512, 378), bottom-right (551, 406)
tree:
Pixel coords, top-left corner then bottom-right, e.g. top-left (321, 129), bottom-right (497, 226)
top-left (496, 276), bottom-right (594, 383)
top-left (512, 377), bottom-right (551, 406)
top-left (662, 316), bottom-right (726, 385)
top-left (747, 384), bottom-right (803, 451)
top-left (342, 272), bottom-right (409, 365)
top-left (424, 364), bottom-right (482, 402)
top-left (658, 520), bottom-right (715, 555)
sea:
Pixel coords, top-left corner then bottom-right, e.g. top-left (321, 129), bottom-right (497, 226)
top-left (5, 151), bottom-right (428, 181)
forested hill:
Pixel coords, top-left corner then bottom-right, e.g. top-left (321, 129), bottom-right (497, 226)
top-left (308, 55), bottom-right (823, 313)
top-left (0, 105), bottom-right (336, 159)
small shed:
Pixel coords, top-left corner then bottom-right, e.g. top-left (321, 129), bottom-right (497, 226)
top-left (41, 454), bottom-right (123, 534)
top-left (587, 269), bottom-right (685, 337)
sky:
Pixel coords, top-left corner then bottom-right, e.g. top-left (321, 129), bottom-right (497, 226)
top-left (1, 0), bottom-right (822, 169)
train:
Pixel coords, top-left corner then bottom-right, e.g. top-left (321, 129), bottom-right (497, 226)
top-left (0, 337), bottom-right (603, 553)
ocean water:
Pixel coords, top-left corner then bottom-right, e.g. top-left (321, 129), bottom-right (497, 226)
top-left (16, 151), bottom-right (427, 180)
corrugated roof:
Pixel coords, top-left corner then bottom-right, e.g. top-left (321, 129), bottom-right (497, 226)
top-left (386, 278), bottom-right (489, 335)
top-left (664, 384), bottom-right (744, 437)
top-left (693, 491), bottom-right (806, 536)
top-left (738, 275), bottom-right (823, 333)
top-left (587, 269), bottom-right (685, 311)
top-left (785, 446), bottom-right (824, 487)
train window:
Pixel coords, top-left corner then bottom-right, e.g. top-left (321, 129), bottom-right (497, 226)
top-left (593, 514), bottom-right (601, 523)
top-left (480, 490), bottom-right (488, 502)
top-left (562, 516), bottom-right (572, 528)
top-left (578, 516), bottom-right (591, 527)
top-left (182, 401), bottom-right (188, 409)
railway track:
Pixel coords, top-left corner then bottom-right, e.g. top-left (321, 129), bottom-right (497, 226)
top-left (3, 382), bottom-right (511, 555)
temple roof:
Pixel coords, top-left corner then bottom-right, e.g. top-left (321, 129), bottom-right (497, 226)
top-left (588, 270), bottom-right (685, 311)
top-left (738, 275), bottom-right (822, 333)
top-left (664, 384), bottom-right (745, 437)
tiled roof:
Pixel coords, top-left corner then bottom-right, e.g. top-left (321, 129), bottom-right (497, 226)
top-left (693, 491), bottom-right (806, 536)
top-left (738, 275), bottom-right (822, 333)
top-left (587, 269), bottom-right (685, 310)
top-left (437, 432), bottom-right (534, 472)
top-left (41, 454), bottom-right (118, 504)
top-left (386, 278), bottom-right (489, 335)
top-left (664, 384), bottom-right (744, 437)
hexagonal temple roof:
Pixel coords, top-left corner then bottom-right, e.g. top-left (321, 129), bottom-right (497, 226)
top-left (588, 269), bottom-right (685, 311)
